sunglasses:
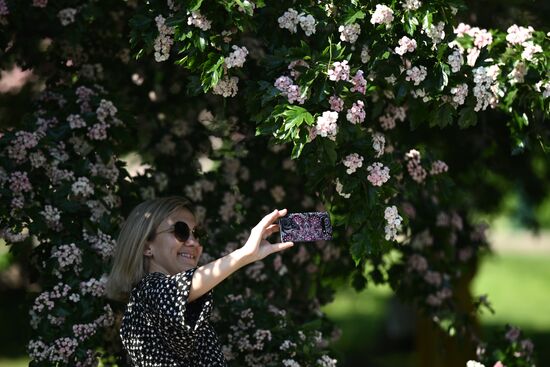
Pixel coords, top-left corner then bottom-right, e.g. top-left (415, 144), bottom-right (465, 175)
top-left (154, 221), bottom-right (206, 243)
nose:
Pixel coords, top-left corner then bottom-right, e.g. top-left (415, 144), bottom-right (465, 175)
top-left (185, 236), bottom-right (200, 247)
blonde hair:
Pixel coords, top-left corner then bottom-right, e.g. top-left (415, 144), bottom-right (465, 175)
top-left (105, 196), bottom-right (193, 301)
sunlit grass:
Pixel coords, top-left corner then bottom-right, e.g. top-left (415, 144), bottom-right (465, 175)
top-left (472, 253), bottom-right (550, 330)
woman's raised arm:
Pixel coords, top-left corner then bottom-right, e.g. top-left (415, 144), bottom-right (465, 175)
top-left (188, 208), bottom-right (294, 302)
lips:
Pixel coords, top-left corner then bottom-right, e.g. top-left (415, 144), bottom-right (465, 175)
top-left (178, 252), bottom-right (195, 260)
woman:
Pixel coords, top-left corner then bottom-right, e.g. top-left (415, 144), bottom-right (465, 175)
top-left (106, 196), bottom-right (294, 366)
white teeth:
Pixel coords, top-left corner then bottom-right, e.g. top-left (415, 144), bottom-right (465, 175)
top-left (178, 253), bottom-right (194, 259)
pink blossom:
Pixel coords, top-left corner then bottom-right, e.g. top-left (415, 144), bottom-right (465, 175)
top-left (506, 25), bottom-right (534, 45)
top-left (329, 96), bottom-right (344, 112)
top-left (350, 70), bottom-right (367, 94)
top-left (408, 254), bottom-right (428, 272)
top-left (315, 111), bottom-right (339, 140)
top-left (342, 153), bottom-right (363, 174)
top-left (371, 4), bottom-right (394, 25)
top-left (395, 36), bottom-right (417, 55)
top-left (288, 59), bottom-right (309, 79)
top-left (505, 326), bottom-right (520, 342)
top-left (430, 160), bottom-right (448, 175)
top-left (493, 361), bottom-right (505, 367)
top-left (9, 171), bottom-right (32, 193)
top-left (346, 100), bottom-right (366, 124)
top-left (328, 60), bottom-right (350, 82)
top-left (405, 149), bottom-right (427, 183)
top-left (366, 162), bottom-right (390, 186)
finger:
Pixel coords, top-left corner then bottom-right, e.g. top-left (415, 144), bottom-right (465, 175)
top-left (269, 241), bottom-right (294, 254)
top-left (259, 208), bottom-right (287, 229)
top-left (262, 224), bottom-right (280, 239)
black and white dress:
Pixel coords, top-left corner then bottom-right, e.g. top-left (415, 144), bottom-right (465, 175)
top-left (120, 268), bottom-right (228, 366)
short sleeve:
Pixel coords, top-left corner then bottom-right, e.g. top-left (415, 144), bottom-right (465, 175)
top-left (139, 268), bottom-right (213, 357)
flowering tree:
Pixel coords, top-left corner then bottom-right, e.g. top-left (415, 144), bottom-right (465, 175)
top-left (0, 0), bottom-right (548, 366)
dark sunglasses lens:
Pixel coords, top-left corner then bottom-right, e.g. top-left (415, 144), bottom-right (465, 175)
top-left (173, 222), bottom-right (190, 242)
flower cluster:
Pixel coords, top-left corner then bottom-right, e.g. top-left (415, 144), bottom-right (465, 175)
top-left (395, 36), bottom-right (417, 55)
top-left (350, 70), bottom-right (367, 94)
top-left (338, 23), bottom-right (361, 44)
top-left (277, 9), bottom-right (316, 36)
top-left (328, 61), bottom-right (350, 82)
top-left (342, 153), bottom-right (363, 174)
top-left (335, 178), bottom-right (351, 198)
top-left (213, 76), bottom-right (239, 97)
top-left (346, 100), bottom-right (366, 124)
top-left (154, 15), bottom-right (175, 62)
top-left (405, 65), bottom-right (428, 86)
top-left (58, 8), bottom-right (77, 26)
top-left (187, 10), bottom-right (211, 31)
top-left (314, 111), bottom-right (339, 141)
top-left (384, 206), bottom-right (403, 241)
top-left (225, 45), bottom-right (249, 69)
top-left (370, 4), bottom-right (394, 25)
top-left (379, 104), bottom-right (406, 130)
top-left (405, 149), bottom-right (427, 183)
top-left (328, 96), bottom-right (344, 112)
top-left (274, 76), bottom-right (305, 104)
top-left (371, 132), bottom-right (386, 158)
top-left (430, 160), bottom-right (449, 175)
top-left (366, 162), bottom-right (390, 186)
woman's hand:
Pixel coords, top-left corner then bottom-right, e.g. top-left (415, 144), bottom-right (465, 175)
top-left (238, 209), bottom-right (294, 265)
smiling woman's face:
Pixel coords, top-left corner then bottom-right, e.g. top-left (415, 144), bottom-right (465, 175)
top-left (143, 208), bottom-right (203, 275)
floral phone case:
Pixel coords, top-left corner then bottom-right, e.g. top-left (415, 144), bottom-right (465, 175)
top-left (279, 212), bottom-right (333, 242)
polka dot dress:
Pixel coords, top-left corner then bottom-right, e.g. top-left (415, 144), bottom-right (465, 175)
top-left (120, 268), bottom-right (228, 366)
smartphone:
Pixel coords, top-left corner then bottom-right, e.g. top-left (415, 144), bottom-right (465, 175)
top-left (278, 212), bottom-right (333, 242)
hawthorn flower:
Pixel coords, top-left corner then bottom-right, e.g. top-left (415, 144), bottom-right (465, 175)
top-left (405, 65), bottom-right (427, 86)
top-left (372, 132), bottom-right (385, 157)
top-left (9, 171), bottom-right (32, 193)
top-left (361, 45), bottom-right (371, 63)
top-left (448, 49), bottom-right (463, 73)
top-left (328, 60), bottom-right (350, 82)
top-left (450, 83), bottom-right (468, 107)
top-left (430, 160), bottom-right (449, 175)
top-left (298, 14), bottom-right (316, 36)
top-left (466, 361), bottom-right (486, 367)
top-left (521, 41), bottom-right (542, 61)
top-left (51, 243), bottom-right (82, 271)
top-left (72, 177), bottom-right (94, 197)
top-left (225, 45), bottom-right (249, 69)
top-left (187, 10), bottom-right (211, 31)
top-left (328, 96), bottom-right (344, 112)
top-left (402, 0), bottom-right (422, 11)
top-left (317, 355), bottom-right (338, 367)
top-left (346, 100), bottom-right (366, 124)
top-left (154, 15), bottom-right (175, 62)
top-left (466, 47), bottom-right (480, 67)
top-left (370, 4), bottom-right (394, 25)
top-left (274, 76), bottom-right (305, 104)
top-left (335, 178), bottom-right (350, 198)
top-left (384, 206), bottom-right (403, 241)
top-left (342, 153), bottom-right (363, 174)
top-left (315, 111), bottom-right (339, 140)
top-left (350, 70), bottom-right (367, 94)
top-left (278, 8), bottom-right (299, 33)
top-left (506, 25), bottom-right (534, 45)
top-left (67, 114), bottom-right (86, 129)
top-left (58, 8), bottom-right (77, 26)
top-left (339, 23), bottom-right (361, 44)
top-left (367, 162), bottom-right (390, 186)
top-left (213, 76), bottom-right (239, 97)
top-left (405, 149), bottom-right (427, 183)
top-left (395, 36), bottom-right (417, 55)
top-left (288, 59), bottom-right (309, 78)
top-left (424, 22), bottom-right (445, 45)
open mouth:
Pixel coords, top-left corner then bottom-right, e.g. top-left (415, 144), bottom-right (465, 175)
top-left (178, 252), bottom-right (195, 260)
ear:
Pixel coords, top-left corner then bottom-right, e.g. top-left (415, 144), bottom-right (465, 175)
top-left (143, 243), bottom-right (153, 257)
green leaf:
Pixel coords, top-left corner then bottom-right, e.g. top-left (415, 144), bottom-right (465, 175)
top-left (322, 139), bottom-right (337, 165)
top-left (345, 10), bottom-right (366, 24)
top-left (430, 103), bottom-right (454, 128)
top-left (350, 241), bottom-right (365, 266)
top-left (458, 106), bottom-right (478, 128)
top-left (189, 0), bottom-right (204, 11)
